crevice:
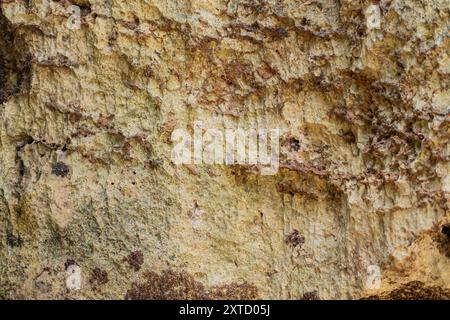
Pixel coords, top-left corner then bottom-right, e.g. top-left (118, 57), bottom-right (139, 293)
top-left (14, 136), bottom-right (34, 200)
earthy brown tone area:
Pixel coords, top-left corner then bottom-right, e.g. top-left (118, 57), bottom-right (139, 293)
top-left (125, 269), bottom-right (259, 300)
top-left (0, 0), bottom-right (448, 299)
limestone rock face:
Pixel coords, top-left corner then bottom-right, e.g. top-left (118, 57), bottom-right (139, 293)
top-left (0, 0), bottom-right (449, 299)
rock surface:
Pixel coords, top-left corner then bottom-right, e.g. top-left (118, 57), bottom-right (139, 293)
top-left (0, 0), bottom-right (449, 299)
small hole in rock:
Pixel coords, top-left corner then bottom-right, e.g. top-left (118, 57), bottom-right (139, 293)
top-left (52, 162), bottom-right (70, 177)
top-left (442, 224), bottom-right (450, 241)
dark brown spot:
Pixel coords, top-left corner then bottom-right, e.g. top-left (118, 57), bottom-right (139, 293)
top-left (288, 137), bottom-right (300, 151)
top-left (6, 231), bottom-right (22, 247)
top-left (341, 131), bottom-right (356, 144)
top-left (143, 66), bottom-right (153, 77)
top-left (52, 162), bottom-right (70, 177)
top-left (64, 259), bottom-right (78, 270)
top-left (442, 224), bottom-right (450, 241)
top-left (285, 229), bottom-right (305, 248)
top-left (302, 290), bottom-right (320, 300)
top-left (124, 250), bottom-right (144, 271)
top-left (90, 268), bottom-right (109, 287)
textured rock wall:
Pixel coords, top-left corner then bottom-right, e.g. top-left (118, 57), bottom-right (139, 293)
top-left (0, 0), bottom-right (449, 299)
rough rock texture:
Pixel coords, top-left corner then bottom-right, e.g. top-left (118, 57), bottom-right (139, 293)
top-left (0, 0), bottom-right (449, 299)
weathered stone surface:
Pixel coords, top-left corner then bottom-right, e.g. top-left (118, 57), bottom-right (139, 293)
top-left (0, 0), bottom-right (448, 299)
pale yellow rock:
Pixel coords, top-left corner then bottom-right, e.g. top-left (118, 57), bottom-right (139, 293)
top-left (0, 0), bottom-right (448, 300)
